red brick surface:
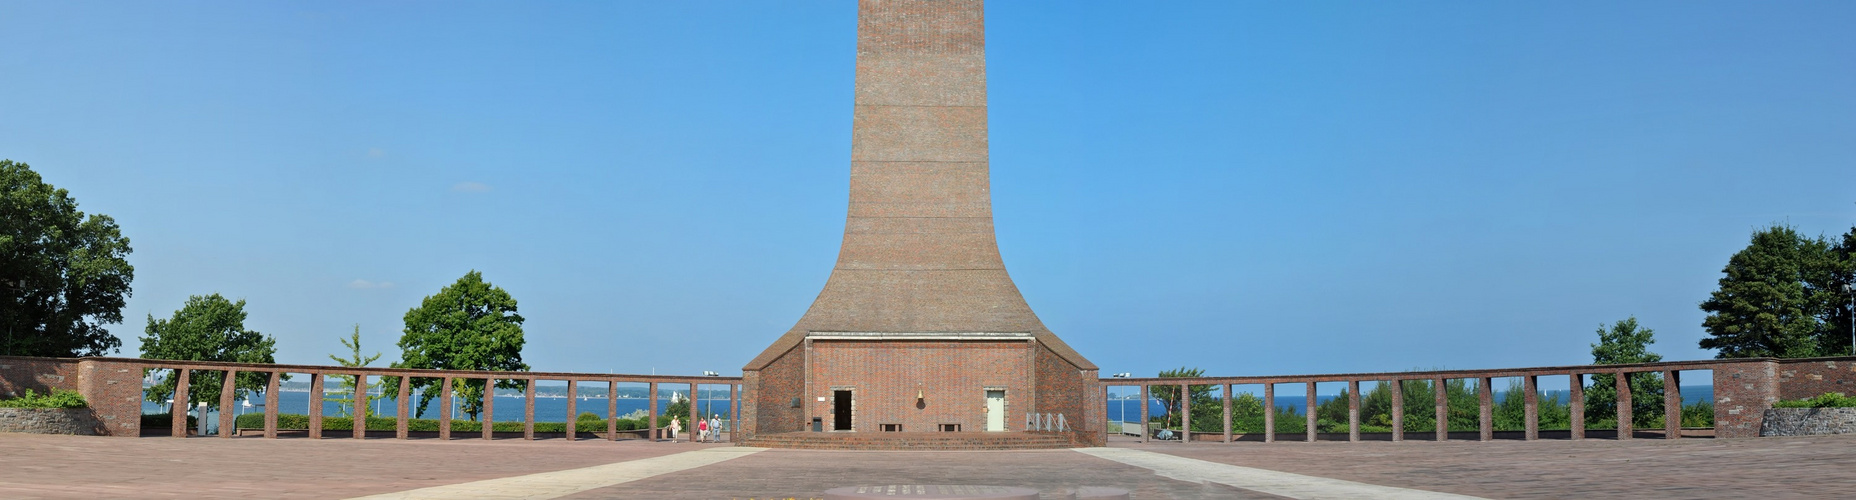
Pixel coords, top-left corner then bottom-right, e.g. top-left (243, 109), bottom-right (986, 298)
top-left (0, 433), bottom-right (703, 499)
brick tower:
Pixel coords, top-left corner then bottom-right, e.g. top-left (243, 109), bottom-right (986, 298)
top-left (741, 0), bottom-right (1099, 446)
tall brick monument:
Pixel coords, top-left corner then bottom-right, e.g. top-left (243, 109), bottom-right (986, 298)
top-left (740, 0), bottom-right (1100, 446)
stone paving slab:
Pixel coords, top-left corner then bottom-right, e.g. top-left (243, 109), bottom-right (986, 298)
top-left (1122, 434), bottom-right (1856, 499)
top-left (0, 433), bottom-right (714, 499)
top-left (1077, 447), bottom-right (1484, 499)
top-left (562, 449), bottom-right (1284, 500)
top-left (353, 447), bottom-right (766, 500)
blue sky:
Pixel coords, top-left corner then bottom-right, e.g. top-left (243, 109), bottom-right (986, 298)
top-left (2, 1), bottom-right (1851, 378)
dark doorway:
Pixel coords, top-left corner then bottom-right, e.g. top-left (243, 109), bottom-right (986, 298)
top-left (833, 390), bottom-right (853, 430)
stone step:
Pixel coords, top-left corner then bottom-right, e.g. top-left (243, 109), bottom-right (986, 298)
top-left (742, 432), bottom-right (1078, 450)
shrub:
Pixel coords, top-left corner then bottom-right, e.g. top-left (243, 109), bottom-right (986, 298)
top-left (140, 412), bottom-right (199, 431)
top-left (1772, 392), bottom-right (1856, 409)
top-left (0, 389), bottom-right (87, 408)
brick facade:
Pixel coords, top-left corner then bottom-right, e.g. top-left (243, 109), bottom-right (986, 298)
top-left (739, 0), bottom-right (1097, 445)
top-left (809, 340), bottom-right (1030, 433)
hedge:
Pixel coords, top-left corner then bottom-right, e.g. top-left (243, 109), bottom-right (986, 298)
top-left (1772, 392), bottom-right (1856, 409)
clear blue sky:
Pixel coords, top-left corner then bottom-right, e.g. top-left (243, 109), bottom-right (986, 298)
top-left (2, 2), bottom-right (1851, 378)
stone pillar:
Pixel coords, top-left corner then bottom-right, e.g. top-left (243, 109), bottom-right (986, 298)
top-left (396, 376), bottom-right (411, 439)
top-left (1221, 384), bottom-right (1232, 443)
top-left (1304, 383), bottom-right (1316, 443)
top-left (1433, 377), bottom-right (1447, 441)
top-left (1179, 383), bottom-right (1190, 443)
top-left (265, 371), bottom-right (280, 439)
top-left (1390, 380), bottom-right (1404, 442)
top-left (731, 383), bottom-right (741, 443)
top-left (1713, 361), bottom-right (1778, 439)
top-left (170, 368), bottom-right (191, 438)
top-left (1570, 373), bottom-right (1584, 440)
top-left (607, 381), bottom-right (620, 441)
top-left (1524, 375), bottom-right (1539, 441)
top-left (565, 379), bottom-right (578, 441)
top-left (482, 377), bottom-right (496, 440)
top-left (439, 377), bottom-right (453, 440)
top-left (218, 370), bottom-right (238, 438)
top-left (1347, 380), bottom-right (1361, 443)
top-left (523, 378), bottom-right (536, 441)
top-left (1478, 377), bottom-right (1493, 442)
top-left (1263, 383), bottom-right (1275, 443)
top-left (1664, 370), bottom-right (1681, 439)
top-left (649, 382), bottom-right (659, 442)
top-left (691, 382), bottom-right (701, 441)
top-left (308, 373), bottom-right (324, 439)
top-left (1616, 372), bottom-right (1633, 440)
top-left (353, 373), bottom-right (368, 439)
top-left (1139, 384), bottom-right (1149, 443)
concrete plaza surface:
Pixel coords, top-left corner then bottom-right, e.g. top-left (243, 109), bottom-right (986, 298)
top-left (2, 433), bottom-right (1853, 499)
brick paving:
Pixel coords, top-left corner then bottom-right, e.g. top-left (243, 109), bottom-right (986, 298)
top-left (0, 434), bottom-right (713, 499)
top-left (1124, 434), bottom-right (1856, 499)
top-left (7, 433), bottom-right (1856, 499)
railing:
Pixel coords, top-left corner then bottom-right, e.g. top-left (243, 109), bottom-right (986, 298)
top-left (66, 356), bottom-right (742, 442)
top-left (1098, 356), bottom-right (1856, 444)
top-left (1025, 412), bottom-right (1069, 432)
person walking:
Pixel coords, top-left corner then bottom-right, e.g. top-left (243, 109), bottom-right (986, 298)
top-left (668, 417), bottom-right (681, 442)
top-left (709, 415), bottom-right (722, 442)
top-left (697, 416), bottom-right (710, 443)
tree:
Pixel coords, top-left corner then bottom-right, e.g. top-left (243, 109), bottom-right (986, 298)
top-left (325, 325), bottom-right (382, 418)
top-left (1699, 224), bottom-right (1853, 358)
top-left (1150, 367), bottom-right (1214, 430)
top-left (391, 271), bottom-right (528, 420)
top-left (0, 160), bottom-right (134, 357)
top-left (139, 294), bottom-right (278, 409)
top-left (1585, 317), bottom-right (1665, 428)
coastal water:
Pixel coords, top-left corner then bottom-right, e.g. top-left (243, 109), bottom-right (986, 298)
top-left (1104, 386), bottom-right (1715, 422)
top-left (146, 393), bottom-right (734, 434)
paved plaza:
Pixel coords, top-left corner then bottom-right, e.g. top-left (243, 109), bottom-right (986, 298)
top-left (4, 433), bottom-right (1854, 499)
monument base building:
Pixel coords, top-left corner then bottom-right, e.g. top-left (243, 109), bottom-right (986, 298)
top-left (739, 0), bottom-right (1101, 448)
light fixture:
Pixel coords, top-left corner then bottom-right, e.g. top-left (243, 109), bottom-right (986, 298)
top-left (1112, 372), bottom-right (1131, 378)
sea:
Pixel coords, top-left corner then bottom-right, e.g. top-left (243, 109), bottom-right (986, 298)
top-left (147, 385), bottom-right (1718, 432)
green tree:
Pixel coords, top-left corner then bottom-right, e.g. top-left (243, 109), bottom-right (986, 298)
top-left (1150, 367), bottom-right (1212, 430)
top-left (1700, 224), bottom-right (1853, 358)
top-left (1585, 317), bottom-right (1665, 428)
top-left (325, 325), bottom-right (382, 418)
top-left (139, 294), bottom-right (278, 409)
top-left (391, 271), bottom-right (528, 420)
top-left (0, 160), bottom-right (134, 357)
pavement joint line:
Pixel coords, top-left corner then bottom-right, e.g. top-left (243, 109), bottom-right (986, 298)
top-left (346, 446), bottom-right (767, 500)
top-left (1074, 447), bottom-right (1488, 500)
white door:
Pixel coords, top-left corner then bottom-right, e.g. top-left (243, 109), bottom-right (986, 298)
top-left (985, 390), bottom-right (1006, 431)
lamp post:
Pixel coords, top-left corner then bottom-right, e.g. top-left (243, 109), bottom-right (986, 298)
top-left (1111, 373), bottom-right (1132, 425)
top-left (1845, 284), bottom-right (1854, 356)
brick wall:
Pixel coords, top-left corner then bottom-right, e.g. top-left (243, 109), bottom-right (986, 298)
top-left (1774, 358), bottom-right (1856, 400)
top-left (1032, 344), bottom-right (1102, 446)
top-left (0, 356), bottom-right (78, 397)
top-left (810, 339), bottom-right (1030, 433)
top-left (1712, 361), bottom-right (1778, 439)
top-left (76, 359), bottom-right (144, 437)
top-left (747, 345), bottom-right (805, 438)
top-left (0, 356), bottom-right (142, 437)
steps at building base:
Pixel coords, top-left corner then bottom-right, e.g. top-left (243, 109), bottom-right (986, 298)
top-left (742, 431), bottom-right (1077, 450)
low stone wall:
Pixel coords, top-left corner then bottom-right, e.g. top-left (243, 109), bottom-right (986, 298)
top-left (0, 408), bottom-right (104, 435)
top-left (1758, 408), bottom-right (1856, 436)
